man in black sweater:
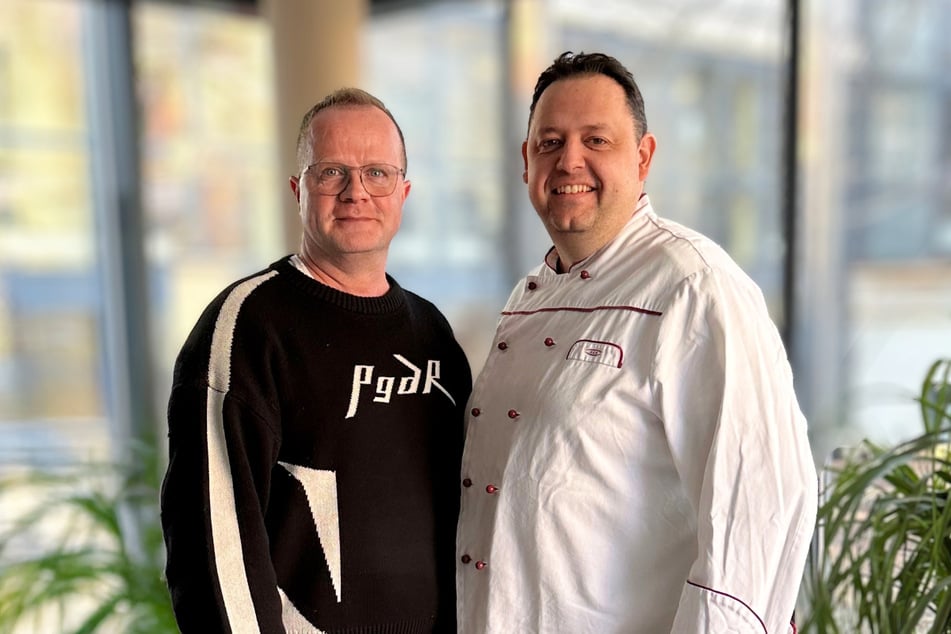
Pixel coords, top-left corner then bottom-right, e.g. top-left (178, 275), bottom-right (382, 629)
top-left (160, 88), bottom-right (472, 634)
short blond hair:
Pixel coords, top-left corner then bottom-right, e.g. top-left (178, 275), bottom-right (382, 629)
top-left (295, 88), bottom-right (407, 172)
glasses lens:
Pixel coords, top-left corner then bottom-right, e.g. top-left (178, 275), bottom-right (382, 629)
top-left (312, 163), bottom-right (348, 195)
top-left (361, 164), bottom-right (399, 196)
top-left (308, 162), bottom-right (401, 196)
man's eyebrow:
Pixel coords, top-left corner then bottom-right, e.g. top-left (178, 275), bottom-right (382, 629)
top-left (533, 123), bottom-right (611, 136)
top-left (532, 125), bottom-right (560, 137)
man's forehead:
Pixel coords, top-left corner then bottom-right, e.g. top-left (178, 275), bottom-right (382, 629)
top-left (306, 108), bottom-right (400, 146)
top-left (309, 105), bottom-right (388, 130)
top-left (529, 77), bottom-right (633, 132)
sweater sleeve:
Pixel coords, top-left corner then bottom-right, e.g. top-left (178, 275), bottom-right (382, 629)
top-left (160, 278), bottom-right (286, 633)
top-left (653, 268), bottom-right (818, 634)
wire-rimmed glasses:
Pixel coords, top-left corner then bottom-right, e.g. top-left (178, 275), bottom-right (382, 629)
top-left (302, 162), bottom-right (405, 197)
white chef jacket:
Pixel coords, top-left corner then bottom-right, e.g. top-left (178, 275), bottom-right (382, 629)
top-left (456, 196), bottom-right (818, 633)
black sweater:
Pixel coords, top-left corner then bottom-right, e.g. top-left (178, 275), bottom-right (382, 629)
top-left (161, 256), bottom-right (472, 633)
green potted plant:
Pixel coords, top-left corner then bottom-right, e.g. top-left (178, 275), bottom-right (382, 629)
top-left (0, 440), bottom-right (176, 633)
top-left (801, 358), bottom-right (951, 633)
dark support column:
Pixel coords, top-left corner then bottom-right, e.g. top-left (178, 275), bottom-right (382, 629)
top-left (81, 0), bottom-right (155, 562)
top-left (82, 0), bottom-right (156, 454)
top-left (781, 0), bottom-right (800, 350)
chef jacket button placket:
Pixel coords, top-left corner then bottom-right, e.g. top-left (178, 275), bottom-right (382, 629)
top-left (497, 341), bottom-right (508, 351)
top-left (471, 407), bottom-right (481, 417)
top-left (580, 269), bottom-right (591, 280)
top-left (475, 560), bottom-right (487, 570)
top-left (485, 484), bottom-right (498, 494)
top-left (544, 337), bottom-right (555, 347)
top-left (507, 409), bottom-right (519, 419)
top-left (462, 478), bottom-right (473, 488)
top-left (461, 554), bottom-right (472, 564)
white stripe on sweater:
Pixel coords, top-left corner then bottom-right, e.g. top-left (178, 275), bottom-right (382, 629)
top-left (206, 270), bottom-right (278, 633)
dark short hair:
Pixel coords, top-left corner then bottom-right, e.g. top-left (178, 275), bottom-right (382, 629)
top-left (295, 87), bottom-right (407, 172)
top-left (528, 51), bottom-right (648, 138)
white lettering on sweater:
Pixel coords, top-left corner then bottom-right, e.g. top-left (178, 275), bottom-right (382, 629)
top-left (345, 354), bottom-right (455, 419)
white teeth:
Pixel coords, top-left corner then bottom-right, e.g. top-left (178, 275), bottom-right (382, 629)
top-left (555, 185), bottom-right (592, 194)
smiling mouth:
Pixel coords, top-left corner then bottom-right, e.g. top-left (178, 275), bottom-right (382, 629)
top-left (552, 184), bottom-right (595, 195)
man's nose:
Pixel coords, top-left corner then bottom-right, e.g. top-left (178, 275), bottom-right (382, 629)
top-left (338, 172), bottom-right (371, 201)
top-left (556, 138), bottom-right (585, 171)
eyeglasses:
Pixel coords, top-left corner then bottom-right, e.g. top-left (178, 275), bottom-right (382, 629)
top-left (302, 162), bottom-right (405, 197)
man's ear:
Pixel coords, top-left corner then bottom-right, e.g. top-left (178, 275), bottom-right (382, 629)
top-left (521, 141), bottom-right (529, 184)
top-left (289, 175), bottom-right (301, 202)
top-left (637, 133), bottom-right (657, 181)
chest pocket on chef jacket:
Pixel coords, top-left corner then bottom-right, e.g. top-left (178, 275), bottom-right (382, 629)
top-left (565, 339), bottom-right (623, 369)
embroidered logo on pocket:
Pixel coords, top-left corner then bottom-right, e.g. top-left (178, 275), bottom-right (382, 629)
top-left (566, 339), bottom-right (624, 368)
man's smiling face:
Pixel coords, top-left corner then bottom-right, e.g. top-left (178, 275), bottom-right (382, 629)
top-left (522, 73), bottom-right (655, 266)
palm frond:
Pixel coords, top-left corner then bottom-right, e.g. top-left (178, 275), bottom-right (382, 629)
top-left (802, 358), bottom-right (951, 633)
top-left (0, 442), bottom-right (174, 633)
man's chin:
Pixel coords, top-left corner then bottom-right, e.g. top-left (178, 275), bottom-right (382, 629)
top-left (542, 212), bottom-right (593, 235)
top-left (324, 238), bottom-right (391, 258)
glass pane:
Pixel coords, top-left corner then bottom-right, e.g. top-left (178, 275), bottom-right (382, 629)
top-left (0, 0), bottom-right (107, 464)
top-left (802, 0), bottom-right (951, 459)
top-left (365, 2), bottom-right (509, 365)
top-left (553, 0), bottom-right (787, 318)
top-left (135, 3), bottom-right (282, 401)
top-left (366, 0), bottom-right (788, 372)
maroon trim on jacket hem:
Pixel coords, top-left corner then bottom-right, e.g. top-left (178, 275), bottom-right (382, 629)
top-left (684, 580), bottom-right (767, 633)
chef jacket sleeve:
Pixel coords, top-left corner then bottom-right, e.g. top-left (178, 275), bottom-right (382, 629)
top-left (652, 267), bottom-right (818, 634)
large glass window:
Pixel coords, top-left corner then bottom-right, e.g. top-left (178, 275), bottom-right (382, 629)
top-left (1, 0), bottom-right (949, 495)
top-left (135, 2), bottom-right (282, 402)
top-left (553, 0), bottom-right (787, 313)
top-left (800, 0), bottom-right (951, 450)
top-left (1, 0), bottom-right (949, 628)
top-left (365, 2), bottom-right (509, 364)
top-left (0, 0), bottom-right (106, 462)
top-left (364, 0), bottom-right (951, 465)
top-left (0, 0), bottom-right (281, 467)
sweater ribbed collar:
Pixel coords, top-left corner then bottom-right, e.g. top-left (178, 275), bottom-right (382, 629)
top-left (275, 255), bottom-right (407, 315)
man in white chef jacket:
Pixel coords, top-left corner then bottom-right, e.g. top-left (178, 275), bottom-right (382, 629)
top-left (456, 50), bottom-right (818, 634)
